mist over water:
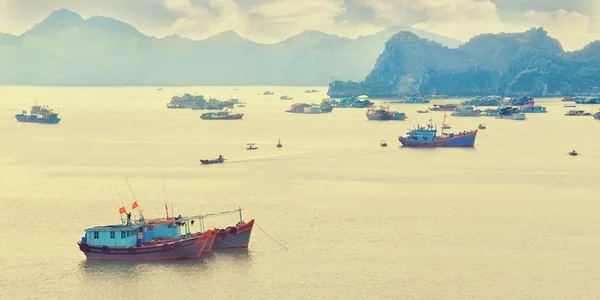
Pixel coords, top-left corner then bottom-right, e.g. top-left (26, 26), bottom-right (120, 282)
top-left (1, 86), bottom-right (599, 299)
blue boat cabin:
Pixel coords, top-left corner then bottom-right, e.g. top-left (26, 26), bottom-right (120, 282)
top-left (83, 225), bottom-right (140, 247)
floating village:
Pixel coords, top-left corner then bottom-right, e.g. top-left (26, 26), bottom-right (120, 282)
top-left (14, 90), bottom-right (600, 261)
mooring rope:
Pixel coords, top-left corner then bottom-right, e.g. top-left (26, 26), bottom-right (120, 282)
top-left (256, 223), bottom-right (288, 250)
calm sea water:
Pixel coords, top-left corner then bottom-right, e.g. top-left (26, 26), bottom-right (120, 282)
top-left (1, 86), bottom-right (600, 300)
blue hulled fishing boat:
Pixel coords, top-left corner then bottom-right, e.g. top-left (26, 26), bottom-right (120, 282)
top-left (15, 104), bottom-right (61, 124)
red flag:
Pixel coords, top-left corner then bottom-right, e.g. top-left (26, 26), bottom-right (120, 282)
top-left (119, 207), bottom-right (126, 214)
top-left (165, 203), bottom-right (169, 211)
top-left (132, 201), bottom-right (138, 209)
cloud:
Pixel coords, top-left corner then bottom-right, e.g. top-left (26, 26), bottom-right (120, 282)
top-left (523, 9), bottom-right (600, 50)
top-left (0, 0), bottom-right (598, 50)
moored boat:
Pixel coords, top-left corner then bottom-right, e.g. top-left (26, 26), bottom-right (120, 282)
top-left (430, 104), bottom-right (458, 111)
top-left (280, 95), bottom-right (293, 100)
top-left (519, 103), bottom-right (547, 113)
top-left (451, 105), bottom-right (481, 117)
top-left (77, 212), bottom-right (215, 261)
top-left (366, 106), bottom-right (406, 120)
top-left (594, 111), bottom-right (600, 120)
top-left (200, 155), bottom-right (225, 164)
top-left (15, 104), bottom-right (61, 124)
top-left (200, 110), bottom-right (243, 120)
top-left (398, 114), bottom-right (477, 147)
top-left (417, 109), bottom-right (429, 113)
top-left (148, 208), bottom-right (255, 250)
top-left (565, 110), bottom-right (592, 116)
top-left (478, 124), bottom-right (486, 129)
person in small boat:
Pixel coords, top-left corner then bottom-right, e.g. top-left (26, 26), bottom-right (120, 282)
top-left (219, 154), bottom-right (223, 160)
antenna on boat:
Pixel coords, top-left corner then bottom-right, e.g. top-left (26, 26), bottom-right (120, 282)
top-left (123, 175), bottom-right (143, 220)
top-left (161, 173), bottom-right (169, 219)
top-left (115, 185), bottom-right (126, 225)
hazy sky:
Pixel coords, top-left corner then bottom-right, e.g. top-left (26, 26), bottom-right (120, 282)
top-left (0, 0), bottom-right (598, 50)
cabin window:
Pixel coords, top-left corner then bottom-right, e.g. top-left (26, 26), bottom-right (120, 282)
top-left (168, 223), bottom-right (173, 228)
top-left (120, 231), bottom-right (126, 239)
top-left (110, 231), bottom-right (115, 239)
top-left (93, 232), bottom-right (99, 239)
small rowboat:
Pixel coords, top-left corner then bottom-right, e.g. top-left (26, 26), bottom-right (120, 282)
top-left (247, 143), bottom-right (258, 150)
top-left (200, 156), bottom-right (225, 164)
top-left (380, 140), bottom-right (388, 147)
top-left (569, 150), bottom-right (578, 156)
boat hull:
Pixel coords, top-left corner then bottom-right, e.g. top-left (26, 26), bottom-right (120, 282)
top-left (399, 131), bottom-right (477, 147)
top-left (200, 114), bottom-right (243, 120)
top-left (78, 232), bottom-right (212, 261)
top-left (366, 115), bottom-right (407, 120)
top-left (15, 114), bottom-right (61, 124)
top-left (212, 219), bottom-right (254, 249)
top-left (200, 158), bottom-right (225, 164)
top-left (594, 112), bottom-right (600, 120)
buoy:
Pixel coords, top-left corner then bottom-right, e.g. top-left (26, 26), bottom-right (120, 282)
top-left (277, 138), bottom-right (282, 148)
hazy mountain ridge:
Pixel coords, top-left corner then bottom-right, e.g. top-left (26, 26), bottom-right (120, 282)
top-left (0, 9), bottom-right (463, 86)
top-left (328, 28), bottom-right (600, 97)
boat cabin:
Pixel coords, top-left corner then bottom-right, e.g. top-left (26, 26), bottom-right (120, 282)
top-left (82, 224), bottom-right (141, 247)
top-left (405, 125), bottom-right (438, 141)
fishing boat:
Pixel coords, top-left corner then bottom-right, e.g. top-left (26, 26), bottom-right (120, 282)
top-left (280, 95), bottom-right (293, 100)
top-left (594, 111), bottom-right (600, 120)
top-left (441, 124), bottom-right (452, 129)
top-left (565, 110), bottom-right (592, 116)
top-left (380, 140), bottom-right (388, 147)
top-left (305, 89), bottom-right (319, 93)
top-left (398, 115), bottom-right (477, 147)
top-left (478, 124), bottom-right (486, 129)
top-left (519, 103), bottom-right (547, 113)
top-left (451, 105), bottom-right (482, 117)
top-left (15, 104), bottom-right (61, 124)
top-left (564, 104), bottom-right (576, 108)
top-left (246, 143), bottom-right (258, 150)
top-left (145, 208), bottom-right (254, 251)
top-left (430, 104), bottom-right (458, 111)
top-left (263, 91), bottom-right (274, 95)
top-left (417, 109), bottom-right (429, 113)
top-left (200, 155), bottom-right (225, 165)
top-left (569, 150), bottom-right (578, 156)
top-left (200, 110), bottom-right (243, 120)
top-left (366, 106), bottom-right (407, 120)
top-left (77, 212), bottom-right (215, 261)
top-left (510, 113), bottom-right (527, 120)
top-left (277, 139), bottom-right (283, 148)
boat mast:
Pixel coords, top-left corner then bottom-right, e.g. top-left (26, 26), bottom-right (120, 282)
top-left (441, 113), bottom-right (447, 135)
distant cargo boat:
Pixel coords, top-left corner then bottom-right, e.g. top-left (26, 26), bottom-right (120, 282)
top-left (200, 110), bottom-right (243, 120)
top-left (331, 97), bottom-right (373, 108)
top-left (464, 96), bottom-right (503, 106)
top-left (366, 106), bottom-right (406, 120)
top-left (15, 104), bottom-right (61, 124)
top-left (401, 96), bottom-right (430, 104)
top-left (484, 106), bottom-right (518, 117)
top-left (305, 89), bottom-right (319, 93)
top-left (263, 91), bottom-right (274, 95)
top-left (280, 95), bottom-right (293, 100)
top-left (519, 103), bottom-right (547, 113)
top-left (398, 114), bottom-right (477, 147)
top-left (286, 103), bottom-right (331, 114)
top-left (574, 97), bottom-right (600, 104)
top-left (451, 105), bottom-right (481, 117)
top-left (565, 110), bottom-right (592, 116)
top-left (430, 104), bottom-right (457, 111)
